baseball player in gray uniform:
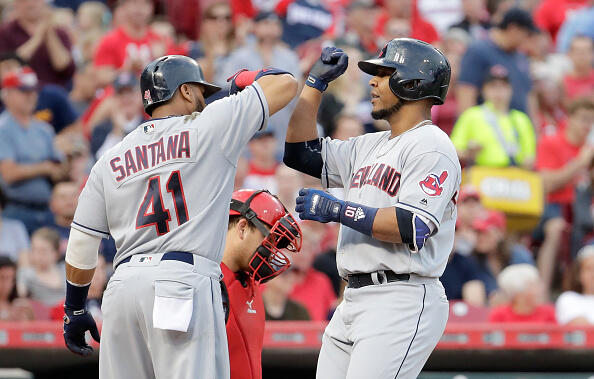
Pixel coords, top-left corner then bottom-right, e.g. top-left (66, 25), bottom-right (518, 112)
top-left (61, 55), bottom-right (297, 379)
top-left (284, 39), bottom-right (460, 378)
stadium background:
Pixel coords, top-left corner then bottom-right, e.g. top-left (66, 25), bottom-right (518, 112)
top-left (0, 0), bottom-right (593, 377)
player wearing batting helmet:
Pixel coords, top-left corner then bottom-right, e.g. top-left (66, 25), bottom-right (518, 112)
top-left (222, 189), bottom-right (301, 379)
top-left (62, 53), bottom-right (298, 379)
top-left (284, 38), bottom-right (461, 378)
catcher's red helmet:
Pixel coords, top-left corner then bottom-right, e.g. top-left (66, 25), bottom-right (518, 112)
top-left (229, 189), bottom-right (301, 283)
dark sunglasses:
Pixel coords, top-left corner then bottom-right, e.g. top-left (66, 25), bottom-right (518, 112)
top-left (206, 14), bottom-right (231, 21)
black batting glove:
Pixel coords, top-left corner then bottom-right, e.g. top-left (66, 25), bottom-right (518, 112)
top-left (63, 306), bottom-right (100, 357)
top-left (306, 47), bottom-right (349, 92)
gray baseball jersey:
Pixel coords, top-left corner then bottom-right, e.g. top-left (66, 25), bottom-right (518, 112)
top-left (321, 122), bottom-right (461, 278)
top-left (72, 83), bottom-right (269, 266)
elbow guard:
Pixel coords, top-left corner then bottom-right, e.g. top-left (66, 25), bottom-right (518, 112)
top-left (396, 208), bottom-right (432, 252)
top-left (283, 139), bottom-right (323, 179)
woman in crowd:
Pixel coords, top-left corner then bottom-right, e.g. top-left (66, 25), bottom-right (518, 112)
top-left (556, 245), bottom-right (594, 325)
top-left (17, 227), bottom-right (66, 307)
top-left (488, 264), bottom-right (556, 323)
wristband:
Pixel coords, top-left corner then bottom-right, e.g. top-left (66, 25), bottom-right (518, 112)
top-left (339, 201), bottom-right (378, 236)
top-left (65, 281), bottom-right (90, 310)
top-left (305, 74), bottom-right (328, 92)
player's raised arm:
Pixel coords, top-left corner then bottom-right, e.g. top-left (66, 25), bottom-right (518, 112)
top-left (226, 68), bottom-right (298, 115)
top-left (282, 47), bottom-right (348, 179)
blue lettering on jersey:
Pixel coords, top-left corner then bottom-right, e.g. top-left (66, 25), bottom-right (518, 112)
top-left (110, 131), bottom-right (191, 182)
top-left (350, 164), bottom-right (401, 197)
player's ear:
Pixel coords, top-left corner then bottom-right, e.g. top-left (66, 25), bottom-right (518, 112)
top-left (237, 218), bottom-right (249, 240)
top-left (179, 83), bottom-right (193, 104)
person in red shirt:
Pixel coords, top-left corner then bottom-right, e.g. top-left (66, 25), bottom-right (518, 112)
top-left (563, 36), bottom-right (594, 103)
top-left (534, 0), bottom-right (588, 43)
top-left (222, 189), bottom-right (302, 379)
top-left (289, 221), bottom-right (337, 321)
top-left (93, 0), bottom-right (165, 87)
top-left (535, 97), bottom-right (594, 293)
top-left (488, 264), bottom-right (556, 323)
top-left (375, 0), bottom-right (440, 45)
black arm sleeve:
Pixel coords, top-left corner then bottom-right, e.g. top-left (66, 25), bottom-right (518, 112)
top-left (283, 139), bottom-right (324, 179)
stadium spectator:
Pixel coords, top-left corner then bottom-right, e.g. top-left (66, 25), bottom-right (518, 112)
top-left (0, 53), bottom-right (80, 135)
top-left (48, 182), bottom-right (78, 257)
top-left (535, 97), bottom-right (594, 292)
top-left (69, 64), bottom-right (99, 116)
top-left (375, 0), bottom-right (440, 45)
top-left (185, 2), bottom-right (236, 87)
top-left (457, 8), bottom-right (537, 115)
top-left (277, 0), bottom-right (333, 49)
top-left (449, 0), bottom-right (491, 41)
top-left (0, 68), bottom-right (68, 234)
top-left (488, 264), bottom-right (556, 323)
top-left (533, 74), bottom-right (568, 137)
top-left (470, 210), bottom-right (534, 300)
top-left (318, 46), bottom-right (371, 136)
top-left (485, 0), bottom-right (514, 25)
top-left (441, 186), bottom-right (488, 306)
top-left (0, 257), bottom-right (35, 321)
top-left (92, 0), bottom-right (162, 86)
top-left (0, 188), bottom-right (29, 264)
top-left (562, 36), bottom-right (594, 103)
top-left (451, 65), bottom-right (536, 168)
top-left (0, 0), bottom-right (75, 87)
top-left (221, 11), bottom-right (301, 154)
top-left (342, 1), bottom-right (379, 56)
top-left (572, 167), bottom-right (594, 258)
top-left (416, 0), bottom-right (463, 33)
top-left (242, 131), bottom-right (279, 194)
top-left (275, 164), bottom-right (302, 220)
top-left (331, 113), bottom-right (365, 141)
top-left (91, 72), bottom-right (143, 159)
top-left (17, 227), bottom-right (66, 307)
top-left (556, 244), bottom-right (594, 325)
top-left (556, 2), bottom-right (594, 53)
top-left (73, 1), bottom-right (110, 66)
top-left (534, 0), bottom-right (588, 43)
top-left (289, 222), bottom-right (336, 321)
top-left (432, 28), bottom-right (470, 136)
top-left (263, 270), bottom-right (310, 321)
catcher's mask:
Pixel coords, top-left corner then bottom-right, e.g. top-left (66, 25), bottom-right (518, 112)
top-left (230, 189), bottom-right (302, 283)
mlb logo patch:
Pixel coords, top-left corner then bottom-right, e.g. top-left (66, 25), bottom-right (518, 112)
top-left (143, 123), bottom-right (155, 134)
top-left (139, 256), bottom-right (153, 263)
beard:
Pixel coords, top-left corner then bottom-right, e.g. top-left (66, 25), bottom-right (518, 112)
top-left (371, 99), bottom-right (407, 120)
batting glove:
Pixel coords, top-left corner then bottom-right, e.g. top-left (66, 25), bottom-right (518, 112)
top-left (295, 188), bottom-right (343, 223)
top-left (306, 47), bottom-right (349, 92)
top-left (227, 68), bottom-right (292, 95)
top-left (63, 306), bottom-right (100, 356)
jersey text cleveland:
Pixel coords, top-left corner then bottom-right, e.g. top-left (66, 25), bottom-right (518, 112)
top-left (110, 131), bottom-right (191, 182)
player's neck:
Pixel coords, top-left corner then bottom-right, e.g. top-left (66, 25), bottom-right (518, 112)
top-left (388, 107), bottom-right (432, 138)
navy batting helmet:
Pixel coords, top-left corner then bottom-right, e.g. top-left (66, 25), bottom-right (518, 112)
top-left (358, 38), bottom-right (451, 105)
top-left (140, 55), bottom-right (222, 115)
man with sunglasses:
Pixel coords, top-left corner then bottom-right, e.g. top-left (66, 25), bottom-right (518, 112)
top-left (222, 189), bottom-right (302, 379)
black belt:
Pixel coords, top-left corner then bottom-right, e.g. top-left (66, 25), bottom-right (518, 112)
top-left (115, 251), bottom-right (194, 271)
top-left (347, 270), bottom-right (410, 289)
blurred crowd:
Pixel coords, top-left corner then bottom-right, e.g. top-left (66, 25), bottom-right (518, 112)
top-left (0, 0), bottom-right (593, 328)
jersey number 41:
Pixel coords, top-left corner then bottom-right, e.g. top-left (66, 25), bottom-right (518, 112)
top-left (135, 171), bottom-right (188, 235)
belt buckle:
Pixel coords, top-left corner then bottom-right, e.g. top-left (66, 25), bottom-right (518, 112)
top-left (371, 270), bottom-right (387, 285)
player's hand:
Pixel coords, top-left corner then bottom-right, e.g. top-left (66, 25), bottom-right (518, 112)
top-left (63, 306), bottom-right (100, 356)
top-left (227, 68), bottom-right (292, 95)
top-left (306, 47), bottom-right (348, 92)
top-left (295, 188), bottom-right (343, 223)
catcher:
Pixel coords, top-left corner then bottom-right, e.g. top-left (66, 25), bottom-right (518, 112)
top-left (222, 189), bottom-right (302, 379)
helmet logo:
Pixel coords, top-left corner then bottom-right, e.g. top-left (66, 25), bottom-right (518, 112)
top-left (144, 90), bottom-right (152, 105)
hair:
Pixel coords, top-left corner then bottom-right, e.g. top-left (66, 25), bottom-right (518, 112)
top-left (227, 215), bottom-right (256, 231)
top-left (0, 186), bottom-right (6, 210)
top-left (565, 245), bottom-right (594, 293)
top-left (567, 97), bottom-right (594, 116)
top-left (0, 52), bottom-right (26, 66)
top-left (0, 256), bottom-right (18, 302)
top-left (497, 264), bottom-right (540, 298)
top-left (31, 227), bottom-right (61, 252)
